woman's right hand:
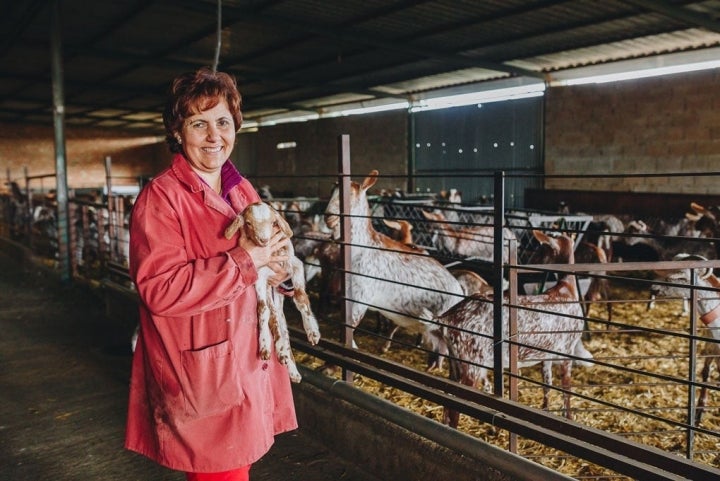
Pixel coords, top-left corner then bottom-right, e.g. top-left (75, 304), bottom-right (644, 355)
top-left (237, 231), bottom-right (291, 271)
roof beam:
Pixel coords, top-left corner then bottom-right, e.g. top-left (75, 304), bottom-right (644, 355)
top-left (622, 0), bottom-right (720, 33)
top-left (168, 0), bottom-right (544, 79)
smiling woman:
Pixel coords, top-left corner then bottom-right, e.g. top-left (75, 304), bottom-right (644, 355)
top-left (125, 67), bottom-right (298, 481)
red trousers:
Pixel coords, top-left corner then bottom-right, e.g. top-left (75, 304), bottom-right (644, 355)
top-left (185, 465), bottom-right (251, 481)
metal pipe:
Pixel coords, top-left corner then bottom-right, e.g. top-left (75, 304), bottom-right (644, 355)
top-left (297, 365), bottom-right (576, 481)
top-left (337, 134), bottom-right (354, 383)
top-left (50, 0), bottom-right (71, 282)
top-left (493, 171), bottom-right (506, 396)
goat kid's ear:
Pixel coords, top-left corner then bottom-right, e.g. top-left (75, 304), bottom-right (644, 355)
top-left (689, 202), bottom-right (715, 220)
top-left (224, 215), bottom-right (244, 239)
top-left (362, 170), bottom-right (379, 191)
top-left (532, 229), bottom-right (550, 245)
top-left (273, 208), bottom-right (294, 238)
top-left (383, 219), bottom-right (401, 230)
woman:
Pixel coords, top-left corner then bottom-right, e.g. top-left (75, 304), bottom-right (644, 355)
top-left (125, 67), bottom-right (297, 481)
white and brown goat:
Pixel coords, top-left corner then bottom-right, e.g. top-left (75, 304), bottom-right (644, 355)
top-left (651, 253), bottom-right (720, 425)
top-left (324, 170), bottom-right (464, 368)
top-left (421, 208), bottom-right (518, 263)
top-left (437, 230), bottom-right (593, 427)
top-left (225, 201), bottom-right (321, 383)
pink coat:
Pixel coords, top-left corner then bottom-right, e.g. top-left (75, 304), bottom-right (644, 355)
top-left (125, 154), bottom-right (297, 472)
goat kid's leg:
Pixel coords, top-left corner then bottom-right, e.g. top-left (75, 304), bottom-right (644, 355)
top-left (381, 325), bottom-right (401, 353)
top-left (269, 293), bottom-right (302, 383)
top-left (256, 283), bottom-right (273, 360)
top-left (695, 356), bottom-right (714, 425)
top-left (422, 328), bottom-right (448, 372)
top-left (559, 360), bottom-right (574, 420)
top-left (317, 304), bottom-right (367, 377)
top-left (442, 358), bottom-right (466, 428)
top-left (289, 258), bottom-right (320, 344)
top-left (541, 361), bottom-right (552, 411)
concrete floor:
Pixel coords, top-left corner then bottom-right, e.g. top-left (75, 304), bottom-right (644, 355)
top-left (0, 251), bottom-right (383, 481)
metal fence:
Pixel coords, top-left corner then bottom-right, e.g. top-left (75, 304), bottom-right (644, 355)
top-left (2, 168), bottom-right (720, 481)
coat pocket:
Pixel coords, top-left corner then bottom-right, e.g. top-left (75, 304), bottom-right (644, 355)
top-left (180, 340), bottom-right (245, 418)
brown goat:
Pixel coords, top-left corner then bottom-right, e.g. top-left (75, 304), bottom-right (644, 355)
top-left (437, 230), bottom-right (592, 427)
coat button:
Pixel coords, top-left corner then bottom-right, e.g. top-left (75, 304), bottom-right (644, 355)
top-left (262, 363), bottom-right (269, 370)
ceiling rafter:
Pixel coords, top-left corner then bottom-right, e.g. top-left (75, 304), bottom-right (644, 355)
top-left (0, 0), bottom-right (718, 131)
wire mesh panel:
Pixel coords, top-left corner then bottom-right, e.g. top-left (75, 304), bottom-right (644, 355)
top-left (369, 196), bottom-right (593, 266)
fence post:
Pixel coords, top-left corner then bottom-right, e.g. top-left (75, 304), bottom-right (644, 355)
top-left (493, 171), bottom-right (506, 397)
top-left (338, 134), bottom-right (354, 384)
top-left (51, 0), bottom-right (71, 282)
top-left (105, 156), bottom-right (117, 261)
top-left (686, 268), bottom-right (699, 458)
top-left (507, 236), bottom-right (519, 453)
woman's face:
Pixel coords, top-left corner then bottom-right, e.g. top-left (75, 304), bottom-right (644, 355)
top-left (178, 99), bottom-right (236, 174)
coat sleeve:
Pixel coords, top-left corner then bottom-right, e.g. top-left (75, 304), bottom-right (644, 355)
top-left (129, 184), bottom-right (258, 317)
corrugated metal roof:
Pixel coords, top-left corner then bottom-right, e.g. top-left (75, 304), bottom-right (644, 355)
top-left (1, 0), bottom-right (718, 132)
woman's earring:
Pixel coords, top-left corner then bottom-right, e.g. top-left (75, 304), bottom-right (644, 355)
top-left (175, 135), bottom-right (182, 144)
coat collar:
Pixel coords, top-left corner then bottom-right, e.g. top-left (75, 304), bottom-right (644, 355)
top-left (169, 153), bottom-right (259, 216)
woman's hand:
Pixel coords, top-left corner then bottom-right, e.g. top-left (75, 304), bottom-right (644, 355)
top-left (237, 231), bottom-right (291, 271)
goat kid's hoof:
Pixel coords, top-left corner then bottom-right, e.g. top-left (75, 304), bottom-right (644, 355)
top-left (306, 330), bottom-right (321, 345)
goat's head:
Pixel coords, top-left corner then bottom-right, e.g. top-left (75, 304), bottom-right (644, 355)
top-left (650, 253), bottom-right (713, 299)
top-left (686, 202), bottom-right (720, 238)
top-left (622, 220), bottom-right (651, 246)
top-left (531, 229), bottom-right (576, 265)
top-left (224, 201), bottom-right (293, 246)
top-left (420, 209), bottom-right (446, 225)
top-left (383, 219), bottom-right (414, 244)
top-left (324, 170), bottom-right (378, 239)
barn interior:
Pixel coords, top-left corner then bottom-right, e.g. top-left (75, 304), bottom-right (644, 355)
top-left (2, 2), bottom-right (720, 481)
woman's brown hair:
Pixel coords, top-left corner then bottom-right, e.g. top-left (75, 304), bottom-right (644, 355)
top-left (163, 67), bottom-right (243, 153)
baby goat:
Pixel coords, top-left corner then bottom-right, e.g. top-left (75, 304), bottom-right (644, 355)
top-left (651, 253), bottom-right (720, 424)
top-left (437, 230), bottom-right (592, 427)
top-left (225, 201), bottom-right (321, 383)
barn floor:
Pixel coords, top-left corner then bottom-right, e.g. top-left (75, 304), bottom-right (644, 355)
top-left (0, 251), bottom-right (384, 481)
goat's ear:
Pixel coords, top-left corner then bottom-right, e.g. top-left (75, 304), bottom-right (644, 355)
top-left (362, 170), bottom-right (379, 191)
top-left (273, 208), bottom-right (294, 238)
top-left (224, 215), bottom-right (244, 239)
top-left (690, 202), bottom-right (707, 216)
top-left (582, 241), bottom-right (607, 263)
top-left (383, 219), bottom-right (401, 230)
top-left (532, 229), bottom-right (550, 245)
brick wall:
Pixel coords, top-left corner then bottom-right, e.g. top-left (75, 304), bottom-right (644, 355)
top-left (544, 68), bottom-right (720, 193)
top-left (236, 109), bottom-right (408, 198)
top-left (2, 68), bottom-right (718, 197)
top-left (0, 123), bottom-right (170, 192)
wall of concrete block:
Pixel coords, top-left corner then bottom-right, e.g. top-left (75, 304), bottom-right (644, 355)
top-left (236, 109), bottom-right (408, 198)
top-left (0, 124), bottom-right (170, 193)
top-left (544, 68), bottom-right (720, 193)
top-left (1, 68), bottom-right (717, 197)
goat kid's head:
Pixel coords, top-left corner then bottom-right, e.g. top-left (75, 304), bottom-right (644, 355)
top-left (324, 170), bottom-right (379, 239)
top-left (651, 253), bottom-right (713, 298)
top-left (224, 201), bottom-right (293, 246)
top-left (532, 229), bottom-right (575, 264)
top-left (686, 202), bottom-right (720, 238)
top-left (420, 208), bottom-right (446, 226)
